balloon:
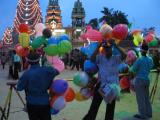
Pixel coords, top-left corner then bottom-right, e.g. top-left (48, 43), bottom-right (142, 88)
top-left (64, 87), bottom-right (75, 102)
top-left (51, 79), bottom-right (69, 95)
top-left (112, 24), bottom-right (128, 41)
top-left (82, 42), bottom-right (98, 58)
top-left (99, 46), bottom-right (105, 54)
top-left (15, 44), bottom-right (29, 57)
top-left (84, 60), bottom-right (98, 75)
top-left (58, 41), bottom-right (72, 55)
top-left (133, 34), bottom-right (143, 46)
top-left (43, 28), bottom-right (52, 38)
top-left (145, 34), bottom-right (154, 43)
top-left (35, 23), bottom-right (45, 37)
top-left (131, 29), bottom-right (141, 36)
top-left (75, 92), bottom-right (86, 101)
top-left (48, 37), bottom-right (60, 45)
top-left (47, 56), bottom-right (65, 72)
top-left (100, 24), bottom-right (113, 40)
top-left (80, 88), bottom-right (92, 99)
top-left (148, 39), bottom-right (158, 47)
top-left (19, 33), bottom-right (30, 47)
top-left (19, 23), bottom-right (29, 33)
top-left (73, 72), bottom-right (89, 87)
top-left (125, 50), bottom-right (137, 65)
top-left (120, 76), bottom-right (130, 89)
top-left (50, 108), bottom-right (59, 115)
top-left (52, 96), bottom-right (66, 110)
top-left (44, 45), bottom-right (59, 56)
top-left (31, 36), bottom-right (47, 49)
top-left (59, 34), bottom-right (70, 41)
top-left (118, 63), bottom-right (129, 73)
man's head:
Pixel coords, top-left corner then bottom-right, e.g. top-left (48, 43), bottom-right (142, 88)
top-left (26, 51), bottom-right (40, 65)
top-left (140, 42), bottom-right (149, 56)
top-left (102, 41), bottom-right (112, 58)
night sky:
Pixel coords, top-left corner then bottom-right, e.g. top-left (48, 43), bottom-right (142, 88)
top-left (0, 0), bottom-right (160, 39)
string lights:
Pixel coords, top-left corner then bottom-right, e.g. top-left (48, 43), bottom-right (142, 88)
top-left (13, 0), bottom-right (43, 35)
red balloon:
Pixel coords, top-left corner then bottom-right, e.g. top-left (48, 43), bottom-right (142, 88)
top-left (120, 76), bottom-right (130, 89)
top-left (19, 23), bottom-right (29, 33)
top-left (15, 44), bottom-right (29, 57)
top-left (145, 34), bottom-right (154, 43)
top-left (64, 87), bottom-right (75, 102)
top-left (112, 24), bottom-right (128, 41)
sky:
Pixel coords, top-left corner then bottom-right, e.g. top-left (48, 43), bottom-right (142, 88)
top-left (0, 0), bottom-right (160, 39)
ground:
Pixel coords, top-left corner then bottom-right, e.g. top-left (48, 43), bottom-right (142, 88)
top-left (0, 65), bottom-right (160, 120)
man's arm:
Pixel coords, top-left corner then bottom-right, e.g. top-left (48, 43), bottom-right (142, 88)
top-left (17, 73), bottom-right (27, 91)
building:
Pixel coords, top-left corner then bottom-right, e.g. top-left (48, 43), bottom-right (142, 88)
top-left (45, 0), bottom-right (62, 30)
top-left (72, 0), bottom-right (85, 29)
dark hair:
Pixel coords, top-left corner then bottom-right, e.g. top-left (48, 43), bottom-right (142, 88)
top-left (26, 51), bottom-right (40, 65)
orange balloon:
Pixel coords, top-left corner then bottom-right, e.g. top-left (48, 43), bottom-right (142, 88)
top-left (64, 87), bottom-right (75, 102)
top-left (99, 46), bottom-right (105, 54)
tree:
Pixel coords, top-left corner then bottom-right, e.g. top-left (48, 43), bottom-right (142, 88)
top-left (13, 0), bottom-right (43, 35)
top-left (2, 28), bottom-right (13, 46)
top-left (88, 18), bottom-right (99, 30)
top-left (99, 7), bottom-right (129, 27)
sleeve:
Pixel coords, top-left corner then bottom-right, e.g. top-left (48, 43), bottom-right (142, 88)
top-left (129, 59), bottom-right (140, 73)
top-left (17, 72), bottom-right (28, 91)
top-left (47, 67), bottom-right (60, 79)
top-left (149, 57), bottom-right (154, 69)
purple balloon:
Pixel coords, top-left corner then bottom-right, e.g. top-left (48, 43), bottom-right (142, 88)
top-left (50, 108), bottom-right (59, 115)
top-left (51, 79), bottom-right (69, 95)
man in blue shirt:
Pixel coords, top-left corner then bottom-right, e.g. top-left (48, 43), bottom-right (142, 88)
top-left (83, 40), bottom-right (126, 120)
top-left (17, 51), bottom-right (59, 120)
top-left (130, 42), bottom-right (153, 119)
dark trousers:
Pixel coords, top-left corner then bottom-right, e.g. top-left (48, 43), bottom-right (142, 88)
top-left (83, 83), bottom-right (116, 120)
top-left (27, 104), bottom-right (51, 120)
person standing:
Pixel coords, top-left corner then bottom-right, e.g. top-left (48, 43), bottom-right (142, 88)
top-left (83, 40), bottom-right (126, 120)
top-left (130, 42), bottom-right (153, 119)
top-left (1, 54), bottom-right (6, 69)
top-left (17, 51), bottom-right (59, 120)
top-left (13, 50), bottom-right (21, 80)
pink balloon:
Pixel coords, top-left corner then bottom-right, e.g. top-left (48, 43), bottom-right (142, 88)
top-left (112, 24), bottom-right (128, 41)
top-left (47, 56), bottom-right (65, 72)
top-left (125, 50), bottom-right (137, 65)
top-left (35, 23), bottom-right (45, 37)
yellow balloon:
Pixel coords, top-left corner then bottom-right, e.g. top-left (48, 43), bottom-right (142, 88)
top-left (75, 92), bottom-right (86, 101)
top-left (133, 38), bottom-right (140, 46)
top-left (19, 33), bottom-right (30, 48)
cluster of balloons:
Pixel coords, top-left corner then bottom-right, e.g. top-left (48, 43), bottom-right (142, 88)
top-left (44, 35), bottom-right (72, 56)
top-left (80, 24), bottom-right (128, 43)
top-left (16, 23), bottom-right (30, 57)
top-left (50, 79), bottom-right (75, 115)
top-left (73, 72), bottom-right (94, 101)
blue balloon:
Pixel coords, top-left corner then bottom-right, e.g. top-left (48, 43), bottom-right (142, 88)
top-left (48, 37), bottom-right (60, 45)
top-left (51, 79), bottom-right (69, 95)
top-left (59, 34), bottom-right (70, 41)
top-left (118, 62), bottom-right (129, 73)
top-left (50, 108), bottom-right (59, 115)
top-left (84, 60), bottom-right (98, 75)
top-left (85, 42), bottom-right (99, 58)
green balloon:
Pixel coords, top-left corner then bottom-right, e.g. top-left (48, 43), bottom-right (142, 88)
top-left (31, 36), bottom-right (46, 49)
top-left (58, 41), bottom-right (72, 55)
top-left (148, 39), bottom-right (158, 47)
top-left (73, 73), bottom-right (81, 86)
top-left (44, 44), bottom-right (59, 56)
